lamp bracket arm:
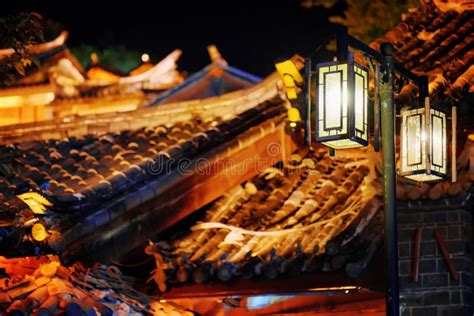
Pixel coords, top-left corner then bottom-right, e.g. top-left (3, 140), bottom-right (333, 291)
top-left (347, 36), bottom-right (384, 63)
top-left (343, 33), bottom-right (429, 105)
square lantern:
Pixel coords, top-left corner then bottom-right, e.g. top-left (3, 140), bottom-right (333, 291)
top-left (315, 55), bottom-right (369, 149)
top-left (400, 105), bottom-right (447, 181)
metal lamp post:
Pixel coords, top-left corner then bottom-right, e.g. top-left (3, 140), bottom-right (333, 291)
top-left (275, 25), bottom-right (452, 315)
top-left (379, 42), bottom-right (399, 316)
top-left (303, 26), bottom-right (432, 316)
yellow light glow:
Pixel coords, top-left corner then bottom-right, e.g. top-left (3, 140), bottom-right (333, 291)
top-left (400, 106), bottom-right (447, 182)
top-left (324, 70), bottom-right (343, 129)
top-left (32, 223), bottom-right (48, 241)
top-left (421, 130), bottom-right (427, 142)
top-left (316, 61), bottom-right (368, 149)
top-left (129, 63), bottom-right (154, 76)
top-left (275, 60), bottom-right (303, 84)
top-left (141, 53), bottom-right (150, 63)
top-left (86, 67), bottom-right (120, 82)
top-left (354, 68), bottom-right (368, 141)
top-left (317, 63), bottom-right (348, 145)
top-left (432, 115), bottom-right (443, 167)
top-left (39, 262), bottom-right (60, 277)
top-left (17, 192), bottom-right (53, 215)
top-left (288, 107), bottom-right (301, 122)
top-left (0, 92), bottom-right (54, 108)
top-left (90, 52), bottom-right (99, 65)
top-left (285, 88), bottom-right (298, 99)
top-left (275, 60), bottom-right (303, 100)
top-left (307, 286), bottom-right (359, 292)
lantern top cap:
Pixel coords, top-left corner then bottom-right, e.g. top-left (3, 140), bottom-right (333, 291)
top-left (380, 42), bottom-right (395, 56)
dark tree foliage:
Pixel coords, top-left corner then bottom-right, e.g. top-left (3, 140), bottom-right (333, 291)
top-left (0, 12), bottom-right (44, 87)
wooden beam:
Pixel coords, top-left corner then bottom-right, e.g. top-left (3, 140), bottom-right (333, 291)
top-left (433, 229), bottom-right (459, 280)
top-left (451, 106), bottom-right (457, 183)
top-left (411, 228), bottom-right (421, 282)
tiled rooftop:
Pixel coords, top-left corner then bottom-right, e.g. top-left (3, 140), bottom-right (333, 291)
top-left (0, 98), bottom-right (286, 257)
top-left (0, 256), bottom-right (193, 315)
top-left (52, 50), bottom-right (183, 101)
top-left (147, 148), bottom-right (384, 287)
top-left (367, 0), bottom-right (474, 205)
top-left (150, 63), bottom-right (262, 106)
top-left (0, 61), bottom-right (292, 144)
top-left (371, 1), bottom-right (473, 100)
top-left (149, 45), bottom-right (261, 106)
top-left (146, 136), bottom-right (474, 288)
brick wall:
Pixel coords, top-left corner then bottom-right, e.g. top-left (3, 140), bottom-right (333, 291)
top-left (398, 207), bottom-right (472, 316)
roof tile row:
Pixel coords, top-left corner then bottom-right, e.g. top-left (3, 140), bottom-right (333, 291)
top-left (371, 1), bottom-right (473, 100)
top-left (0, 256), bottom-right (193, 315)
top-left (146, 148), bottom-right (383, 287)
top-left (0, 98), bottom-right (286, 256)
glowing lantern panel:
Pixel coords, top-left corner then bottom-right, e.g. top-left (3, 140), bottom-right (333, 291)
top-left (316, 57), bottom-right (368, 149)
top-left (400, 107), bottom-right (447, 181)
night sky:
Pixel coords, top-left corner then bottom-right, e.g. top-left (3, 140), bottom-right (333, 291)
top-left (5, 0), bottom-right (342, 76)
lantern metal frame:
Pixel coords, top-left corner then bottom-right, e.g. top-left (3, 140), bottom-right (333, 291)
top-left (315, 53), bottom-right (369, 149)
top-left (400, 102), bottom-right (448, 182)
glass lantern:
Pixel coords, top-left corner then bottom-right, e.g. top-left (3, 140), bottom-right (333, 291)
top-left (315, 54), bottom-right (369, 149)
top-left (400, 104), bottom-right (447, 181)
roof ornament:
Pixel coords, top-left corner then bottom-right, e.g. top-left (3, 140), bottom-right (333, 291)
top-left (207, 44), bottom-right (228, 68)
top-left (17, 191), bottom-right (53, 215)
top-left (90, 52), bottom-right (99, 65)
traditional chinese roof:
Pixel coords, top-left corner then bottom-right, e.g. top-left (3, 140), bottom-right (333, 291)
top-left (86, 63), bottom-right (125, 81)
top-left (150, 64), bottom-right (261, 105)
top-left (0, 57), bottom-right (291, 144)
top-left (0, 97), bottom-right (287, 258)
top-left (368, 0), bottom-right (474, 205)
top-left (0, 256), bottom-right (193, 315)
top-left (150, 45), bottom-right (261, 105)
top-left (146, 147), bottom-right (385, 289)
top-left (52, 50), bottom-right (183, 100)
top-left (145, 140), bottom-right (473, 291)
top-left (129, 61), bottom-right (155, 76)
top-left (371, 0), bottom-right (474, 101)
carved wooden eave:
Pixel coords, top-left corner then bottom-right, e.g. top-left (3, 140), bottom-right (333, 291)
top-left (150, 45), bottom-right (262, 106)
top-left (162, 251), bottom-right (385, 299)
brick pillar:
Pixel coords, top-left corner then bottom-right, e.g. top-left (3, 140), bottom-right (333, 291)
top-left (397, 207), bottom-right (472, 316)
